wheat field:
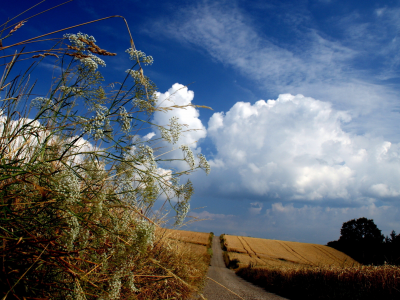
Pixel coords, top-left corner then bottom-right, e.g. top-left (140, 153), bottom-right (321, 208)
top-left (165, 229), bottom-right (211, 246)
top-left (223, 235), bottom-right (359, 267)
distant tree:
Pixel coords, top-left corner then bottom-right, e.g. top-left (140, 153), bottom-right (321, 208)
top-left (385, 230), bottom-right (400, 244)
top-left (339, 217), bottom-right (384, 244)
top-left (327, 217), bottom-right (385, 265)
top-left (383, 230), bottom-right (400, 265)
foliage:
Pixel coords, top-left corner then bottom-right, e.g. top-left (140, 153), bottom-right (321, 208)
top-left (0, 4), bottom-right (209, 299)
top-left (339, 217), bottom-right (384, 244)
top-left (327, 217), bottom-right (400, 265)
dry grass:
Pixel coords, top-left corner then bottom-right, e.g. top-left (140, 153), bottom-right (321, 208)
top-left (128, 229), bottom-right (211, 299)
top-left (165, 229), bottom-right (211, 246)
top-left (237, 264), bottom-right (400, 300)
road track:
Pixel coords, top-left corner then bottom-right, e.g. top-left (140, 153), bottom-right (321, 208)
top-left (193, 236), bottom-right (287, 300)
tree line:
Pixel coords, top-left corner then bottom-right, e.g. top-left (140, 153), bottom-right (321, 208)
top-left (327, 217), bottom-right (400, 265)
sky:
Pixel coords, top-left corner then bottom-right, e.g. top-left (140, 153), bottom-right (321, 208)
top-left (2, 0), bottom-right (400, 244)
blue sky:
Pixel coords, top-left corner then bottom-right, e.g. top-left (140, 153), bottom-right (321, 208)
top-left (2, 0), bottom-right (400, 244)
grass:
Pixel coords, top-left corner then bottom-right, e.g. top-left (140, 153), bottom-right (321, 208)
top-left (0, 2), bottom-right (211, 299)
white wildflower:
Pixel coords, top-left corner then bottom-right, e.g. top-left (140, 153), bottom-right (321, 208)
top-left (180, 145), bottom-right (195, 170)
top-left (89, 53), bottom-right (106, 67)
top-left (134, 219), bottom-right (155, 248)
top-left (31, 97), bottom-right (54, 111)
top-left (197, 153), bottom-right (211, 175)
top-left (125, 48), bottom-right (153, 65)
top-left (118, 106), bottom-right (130, 133)
top-left (64, 32), bottom-right (96, 51)
top-left (80, 57), bottom-right (98, 70)
top-left (169, 116), bottom-right (182, 144)
top-left (59, 86), bottom-right (84, 96)
top-left (56, 169), bottom-right (80, 205)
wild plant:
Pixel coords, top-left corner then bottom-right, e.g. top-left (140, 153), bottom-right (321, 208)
top-left (0, 3), bottom-right (210, 299)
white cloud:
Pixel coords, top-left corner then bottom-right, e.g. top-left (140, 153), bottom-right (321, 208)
top-left (249, 202), bottom-right (263, 215)
top-left (189, 210), bottom-right (234, 220)
top-left (154, 1), bottom-right (400, 142)
top-left (152, 83), bottom-right (207, 170)
top-left (143, 132), bottom-right (156, 140)
top-left (376, 7), bottom-right (386, 17)
top-left (206, 93), bottom-right (400, 203)
top-left (156, 3), bottom-right (355, 92)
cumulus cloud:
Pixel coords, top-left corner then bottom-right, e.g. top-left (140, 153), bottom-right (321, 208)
top-left (206, 93), bottom-right (400, 204)
top-left (152, 83), bottom-right (207, 170)
top-left (249, 202), bottom-right (263, 215)
top-left (152, 1), bottom-right (400, 141)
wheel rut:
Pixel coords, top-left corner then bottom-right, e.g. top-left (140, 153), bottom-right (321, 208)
top-left (192, 236), bottom-right (287, 300)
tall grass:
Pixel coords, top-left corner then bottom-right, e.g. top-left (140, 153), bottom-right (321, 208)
top-left (237, 264), bottom-right (400, 300)
top-left (0, 3), bottom-right (210, 299)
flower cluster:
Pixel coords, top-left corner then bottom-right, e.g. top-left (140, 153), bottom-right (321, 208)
top-left (125, 48), bottom-right (154, 65)
top-left (174, 180), bottom-right (194, 226)
top-left (89, 53), bottom-right (106, 67)
top-left (159, 116), bottom-right (182, 144)
top-left (55, 169), bottom-right (80, 205)
top-left (64, 213), bottom-right (80, 251)
top-left (118, 106), bottom-right (130, 133)
top-left (134, 219), bottom-right (155, 249)
top-left (64, 32), bottom-right (105, 71)
top-left (64, 32), bottom-right (96, 51)
top-left (125, 69), bottom-right (141, 80)
top-left (31, 97), bottom-right (54, 111)
top-left (80, 57), bottom-right (98, 70)
top-left (117, 180), bottom-right (137, 205)
top-left (197, 153), bottom-right (211, 175)
top-left (79, 105), bottom-right (109, 140)
top-left (137, 144), bottom-right (156, 171)
top-left (174, 200), bottom-right (190, 226)
top-left (58, 86), bottom-right (84, 96)
top-left (180, 145), bottom-right (195, 170)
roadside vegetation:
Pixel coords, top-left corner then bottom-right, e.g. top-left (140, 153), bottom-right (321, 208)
top-left (0, 2), bottom-right (210, 299)
top-left (165, 229), bottom-right (213, 262)
top-left (221, 234), bottom-right (400, 299)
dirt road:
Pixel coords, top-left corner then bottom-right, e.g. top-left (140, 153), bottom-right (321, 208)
top-left (194, 236), bottom-right (287, 300)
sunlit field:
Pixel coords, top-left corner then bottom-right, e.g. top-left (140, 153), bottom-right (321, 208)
top-left (221, 234), bottom-right (400, 299)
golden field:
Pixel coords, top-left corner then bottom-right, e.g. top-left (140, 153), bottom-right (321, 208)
top-left (222, 234), bottom-right (399, 299)
top-left (166, 229), bottom-right (211, 246)
top-left (237, 264), bottom-right (400, 300)
top-left (223, 234), bottom-right (359, 268)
